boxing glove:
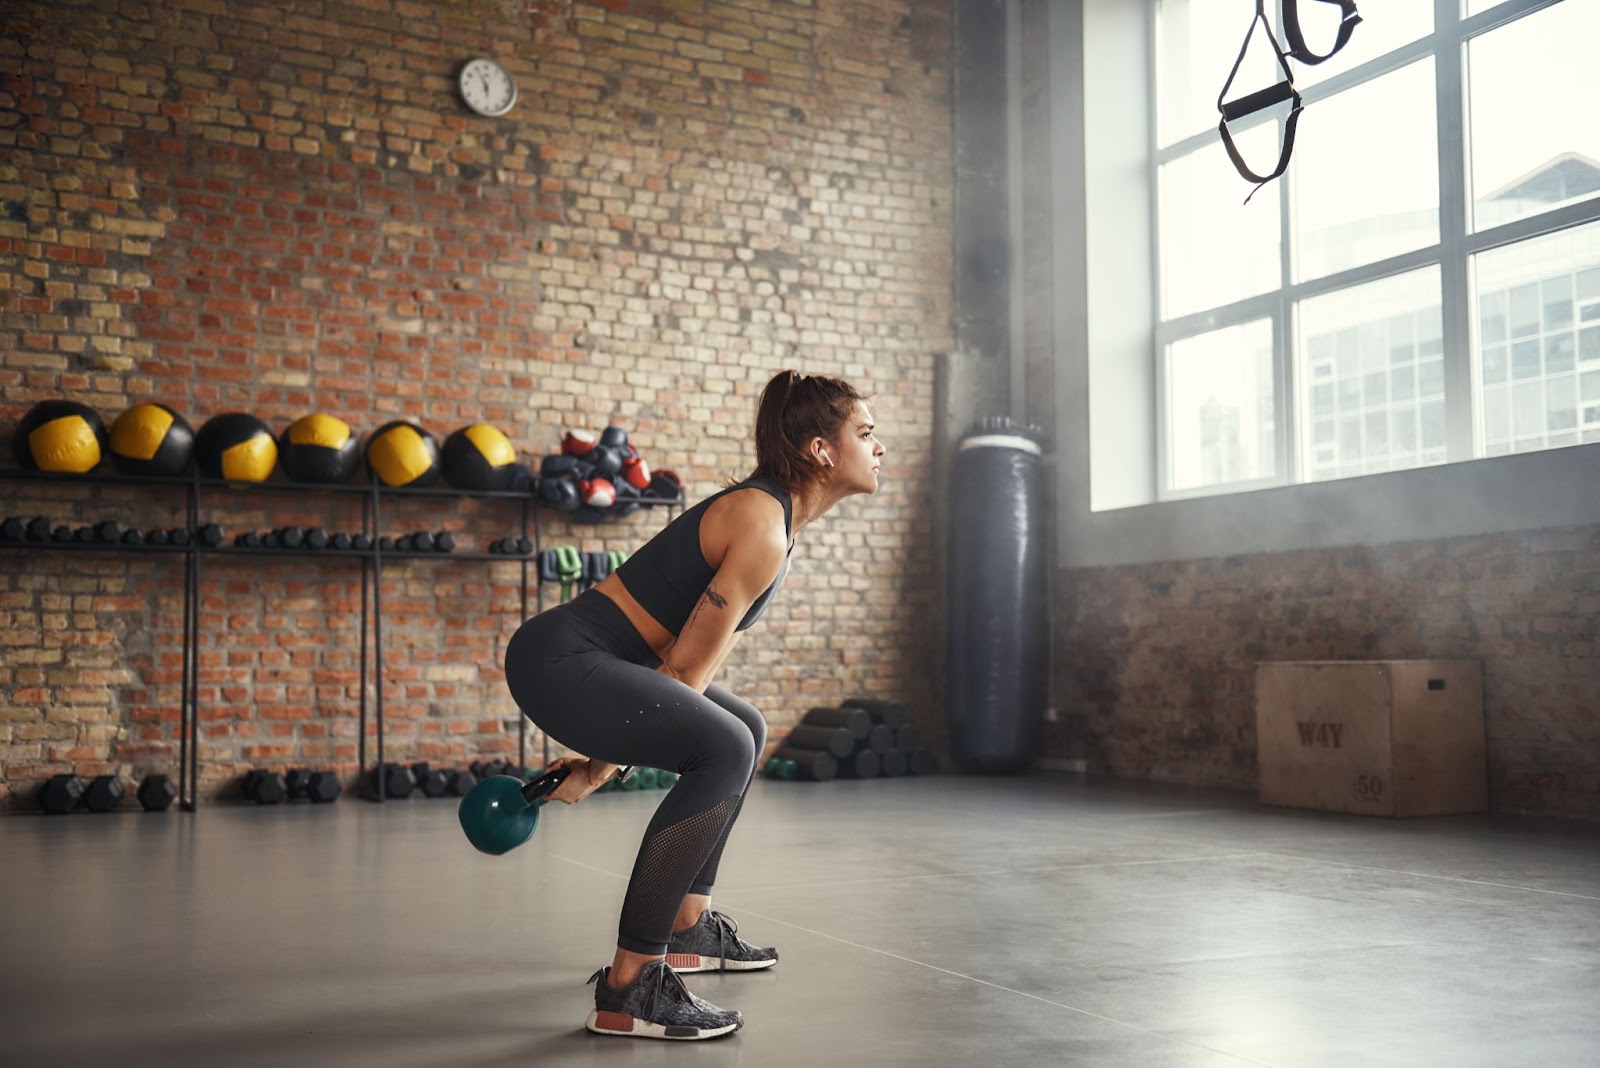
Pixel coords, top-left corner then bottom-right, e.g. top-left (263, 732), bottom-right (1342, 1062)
top-left (619, 454), bottom-right (651, 490)
top-left (561, 429), bottom-right (598, 457)
top-left (579, 478), bottom-right (616, 508)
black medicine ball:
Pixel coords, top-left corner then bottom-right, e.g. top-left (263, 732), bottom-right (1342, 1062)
top-left (195, 412), bottom-right (278, 482)
top-left (279, 413), bottom-right (360, 484)
top-left (441, 423), bottom-right (519, 491)
top-left (365, 420), bottom-right (440, 487)
top-left (109, 402), bottom-right (194, 476)
top-left (14, 400), bottom-right (108, 474)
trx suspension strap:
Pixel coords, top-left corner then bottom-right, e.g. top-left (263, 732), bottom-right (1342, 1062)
top-left (1283, 0), bottom-right (1362, 65)
top-left (1217, 0), bottom-right (1360, 202)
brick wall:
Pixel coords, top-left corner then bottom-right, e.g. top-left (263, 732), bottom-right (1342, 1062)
top-left (0, 0), bottom-right (953, 806)
top-left (1047, 525), bottom-right (1600, 819)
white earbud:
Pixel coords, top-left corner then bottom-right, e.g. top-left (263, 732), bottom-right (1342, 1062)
top-left (820, 450), bottom-right (832, 467)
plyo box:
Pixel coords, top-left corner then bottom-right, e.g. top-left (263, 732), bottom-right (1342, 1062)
top-left (1255, 660), bottom-right (1487, 817)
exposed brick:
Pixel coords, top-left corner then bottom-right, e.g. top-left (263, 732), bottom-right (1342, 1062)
top-left (0, 0), bottom-right (950, 806)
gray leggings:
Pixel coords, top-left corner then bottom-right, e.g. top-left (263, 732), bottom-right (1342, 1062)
top-left (504, 589), bottom-right (766, 956)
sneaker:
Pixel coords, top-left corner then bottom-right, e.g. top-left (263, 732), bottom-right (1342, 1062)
top-left (584, 959), bottom-right (743, 1041)
top-left (666, 908), bottom-right (780, 974)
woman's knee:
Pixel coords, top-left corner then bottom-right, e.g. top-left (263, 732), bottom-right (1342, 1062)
top-left (683, 717), bottom-right (757, 780)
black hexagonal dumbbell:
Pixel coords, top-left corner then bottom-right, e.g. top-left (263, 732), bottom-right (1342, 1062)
top-left (446, 768), bottom-right (478, 796)
top-left (93, 520), bottom-right (122, 544)
top-left (196, 523), bottom-right (224, 547)
top-left (137, 773), bottom-right (177, 812)
top-left (241, 769), bottom-right (287, 804)
top-left (84, 775), bottom-right (125, 812)
top-left (410, 762), bottom-right (450, 798)
top-left (284, 768), bottom-right (341, 803)
top-left (302, 527), bottom-right (328, 550)
top-left (1, 516), bottom-right (26, 542)
top-left (365, 762), bottom-right (414, 799)
top-left (40, 774), bottom-right (86, 814)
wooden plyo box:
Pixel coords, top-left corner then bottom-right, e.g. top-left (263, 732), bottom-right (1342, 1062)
top-left (1255, 660), bottom-right (1487, 817)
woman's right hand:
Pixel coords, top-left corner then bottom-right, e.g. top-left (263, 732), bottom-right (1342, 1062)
top-left (542, 757), bottom-right (620, 804)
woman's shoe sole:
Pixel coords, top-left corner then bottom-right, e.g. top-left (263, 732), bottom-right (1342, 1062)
top-left (585, 1010), bottom-right (742, 1040)
top-left (665, 953), bottom-right (778, 974)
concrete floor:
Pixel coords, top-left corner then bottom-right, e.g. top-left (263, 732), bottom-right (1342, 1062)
top-left (5, 773), bottom-right (1600, 1067)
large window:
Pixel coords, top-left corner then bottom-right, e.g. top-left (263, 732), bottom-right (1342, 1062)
top-left (1153, 0), bottom-right (1600, 499)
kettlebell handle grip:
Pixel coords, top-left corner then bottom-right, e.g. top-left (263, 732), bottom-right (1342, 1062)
top-left (520, 764), bottom-right (635, 803)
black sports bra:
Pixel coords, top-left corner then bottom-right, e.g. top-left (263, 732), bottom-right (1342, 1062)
top-left (613, 476), bottom-right (792, 635)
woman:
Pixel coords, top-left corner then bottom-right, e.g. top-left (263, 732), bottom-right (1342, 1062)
top-left (504, 369), bottom-right (885, 1041)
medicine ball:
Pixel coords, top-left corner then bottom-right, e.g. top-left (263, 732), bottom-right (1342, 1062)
top-left (195, 412), bottom-right (278, 482)
top-left (108, 402), bottom-right (193, 477)
top-left (365, 420), bottom-right (440, 487)
top-left (279, 413), bottom-right (360, 484)
top-left (441, 423), bottom-right (518, 491)
top-left (14, 400), bottom-right (107, 474)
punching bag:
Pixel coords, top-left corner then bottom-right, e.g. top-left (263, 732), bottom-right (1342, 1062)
top-left (946, 418), bottom-right (1048, 772)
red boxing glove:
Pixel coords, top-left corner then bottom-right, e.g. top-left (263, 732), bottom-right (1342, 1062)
top-left (620, 455), bottom-right (652, 490)
top-left (579, 478), bottom-right (616, 507)
top-left (562, 429), bottom-right (598, 457)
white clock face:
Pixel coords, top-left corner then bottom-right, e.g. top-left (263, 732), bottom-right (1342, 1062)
top-left (459, 58), bottom-right (517, 117)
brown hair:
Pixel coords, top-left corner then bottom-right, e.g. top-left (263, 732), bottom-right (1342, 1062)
top-left (748, 370), bottom-right (865, 490)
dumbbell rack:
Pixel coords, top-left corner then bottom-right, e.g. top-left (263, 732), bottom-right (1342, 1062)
top-left (0, 466), bottom-right (684, 810)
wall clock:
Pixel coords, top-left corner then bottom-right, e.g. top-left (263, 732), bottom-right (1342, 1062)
top-left (458, 57), bottom-right (517, 117)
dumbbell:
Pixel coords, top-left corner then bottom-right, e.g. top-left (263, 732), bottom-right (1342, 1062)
top-left (85, 775), bottom-right (125, 812)
top-left (410, 762), bottom-right (450, 798)
top-left (73, 525), bottom-right (95, 543)
top-left (490, 536), bottom-right (533, 555)
top-left (52, 524), bottom-right (74, 543)
top-left (270, 527), bottom-right (303, 549)
top-left (329, 532), bottom-right (352, 551)
top-left (432, 531), bottom-right (455, 552)
top-left (406, 531), bottom-right (435, 552)
top-left (137, 773), bottom-right (177, 811)
top-left (377, 535), bottom-right (396, 552)
top-left (284, 768), bottom-right (341, 802)
top-left (301, 527), bottom-right (328, 550)
top-left (2, 516), bottom-right (28, 542)
top-left (166, 528), bottom-right (192, 547)
top-left (196, 524), bottom-right (224, 547)
top-left (26, 516), bottom-right (53, 542)
top-left (365, 762), bottom-right (414, 799)
top-left (144, 528), bottom-right (169, 546)
top-left (241, 769), bottom-right (288, 804)
top-left (446, 768), bottom-right (478, 796)
top-left (234, 531), bottom-right (264, 548)
top-left (121, 528), bottom-right (144, 546)
top-left (351, 534), bottom-right (372, 551)
top-left (39, 773), bottom-right (87, 814)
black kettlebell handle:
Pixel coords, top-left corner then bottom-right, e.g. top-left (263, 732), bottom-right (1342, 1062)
top-left (520, 764), bottom-right (634, 804)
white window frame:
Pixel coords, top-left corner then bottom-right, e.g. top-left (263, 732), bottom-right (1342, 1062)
top-left (1151, 0), bottom-right (1600, 501)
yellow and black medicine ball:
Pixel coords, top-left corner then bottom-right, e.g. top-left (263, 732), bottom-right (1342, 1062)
top-left (278, 413), bottom-right (360, 484)
top-left (108, 402), bottom-right (194, 477)
top-left (195, 412), bottom-right (278, 482)
top-left (441, 423), bottom-right (519, 491)
top-left (14, 399), bottom-right (108, 474)
top-left (364, 420), bottom-right (440, 488)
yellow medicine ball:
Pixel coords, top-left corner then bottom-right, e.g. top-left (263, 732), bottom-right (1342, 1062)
top-left (365, 420), bottom-right (441, 488)
top-left (14, 400), bottom-right (108, 474)
top-left (195, 412), bottom-right (278, 482)
top-left (441, 423), bottom-right (520, 491)
top-left (109, 402), bottom-right (194, 477)
top-left (278, 413), bottom-right (361, 484)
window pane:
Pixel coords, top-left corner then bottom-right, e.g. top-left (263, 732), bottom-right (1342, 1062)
top-left (1160, 132), bottom-right (1282, 318)
top-left (1165, 319), bottom-right (1275, 491)
top-left (1157, 0), bottom-right (1282, 146)
top-left (1296, 267), bottom-right (1444, 481)
top-left (1468, 1), bottom-right (1600, 231)
top-left (1292, 59), bottom-right (1438, 281)
top-left (1473, 219), bottom-right (1600, 454)
top-left (1294, 1), bottom-right (1432, 88)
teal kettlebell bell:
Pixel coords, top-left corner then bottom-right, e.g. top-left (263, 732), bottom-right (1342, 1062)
top-left (458, 766), bottom-right (569, 855)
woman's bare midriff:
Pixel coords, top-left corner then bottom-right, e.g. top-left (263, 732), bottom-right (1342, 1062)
top-left (594, 574), bottom-right (676, 660)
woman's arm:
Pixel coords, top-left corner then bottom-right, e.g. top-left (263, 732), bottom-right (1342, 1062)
top-left (657, 494), bottom-right (786, 693)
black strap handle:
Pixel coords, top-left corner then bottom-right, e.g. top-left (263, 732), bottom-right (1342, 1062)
top-left (1283, 0), bottom-right (1362, 66)
top-left (1216, 2), bottom-right (1304, 202)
